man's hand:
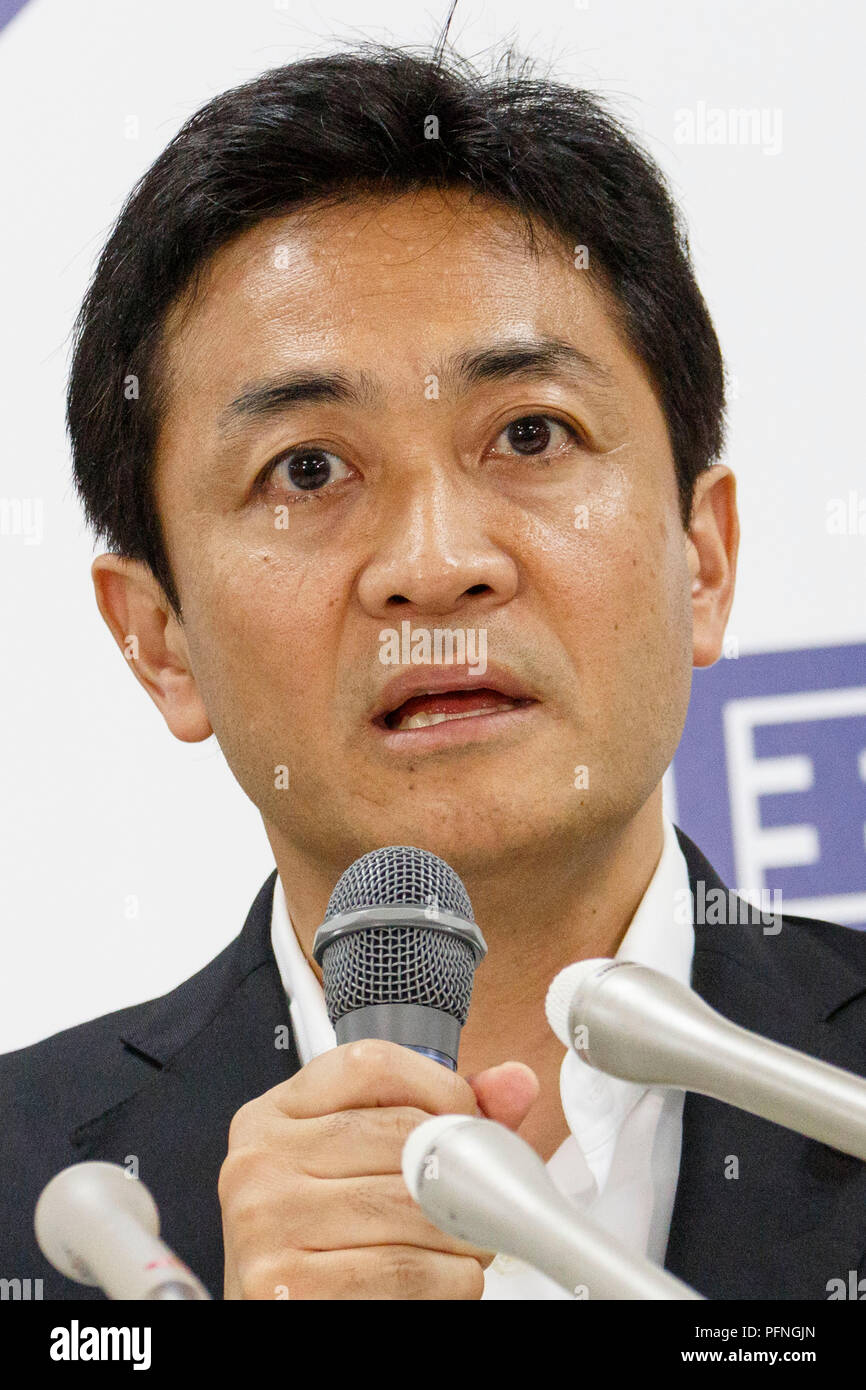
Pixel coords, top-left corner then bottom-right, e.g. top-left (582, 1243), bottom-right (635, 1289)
top-left (218, 1040), bottom-right (539, 1300)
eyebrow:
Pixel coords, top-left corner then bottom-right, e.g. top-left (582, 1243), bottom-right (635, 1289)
top-left (216, 337), bottom-right (616, 437)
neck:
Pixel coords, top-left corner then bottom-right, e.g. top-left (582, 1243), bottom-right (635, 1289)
top-left (454, 790), bottom-right (665, 1082)
top-left (264, 788), bottom-right (666, 1081)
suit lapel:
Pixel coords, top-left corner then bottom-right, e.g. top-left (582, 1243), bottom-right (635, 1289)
top-left (665, 829), bottom-right (866, 1298)
top-left (66, 869), bottom-right (302, 1301)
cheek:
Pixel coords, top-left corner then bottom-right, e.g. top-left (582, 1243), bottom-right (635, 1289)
top-left (532, 467), bottom-right (691, 707)
top-left (179, 539), bottom-right (344, 734)
top-left (537, 454), bottom-right (685, 616)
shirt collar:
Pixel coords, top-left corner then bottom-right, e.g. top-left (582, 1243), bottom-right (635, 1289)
top-left (557, 812), bottom-right (694, 1176)
top-left (270, 870), bottom-right (335, 1066)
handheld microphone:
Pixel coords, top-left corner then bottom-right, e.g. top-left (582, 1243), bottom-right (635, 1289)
top-left (402, 1114), bottom-right (703, 1299)
top-left (312, 845), bottom-right (487, 1069)
top-left (34, 1161), bottom-right (211, 1300)
top-left (546, 958), bottom-right (866, 1162)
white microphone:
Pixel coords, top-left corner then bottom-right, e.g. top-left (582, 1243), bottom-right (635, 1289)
top-left (402, 1114), bottom-right (703, 1299)
top-left (34, 1162), bottom-right (211, 1300)
top-left (546, 958), bottom-right (866, 1162)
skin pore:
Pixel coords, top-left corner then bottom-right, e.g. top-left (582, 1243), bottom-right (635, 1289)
top-left (92, 186), bottom-right (738, 1161)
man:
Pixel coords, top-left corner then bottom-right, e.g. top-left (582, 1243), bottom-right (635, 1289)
top-left (3, 41), bottom-right (866, 1301)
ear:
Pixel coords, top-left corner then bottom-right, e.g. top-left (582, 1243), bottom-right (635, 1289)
top-left (91, 553), bottom-right (213, 742)
top-left (685, 464), bottom-right (740, 668)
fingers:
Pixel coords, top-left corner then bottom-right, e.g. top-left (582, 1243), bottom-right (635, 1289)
top-left (249, 1038), bottom-right (483, 1121)
top-left (226, 1245), bottom-right (487, 1302)
top-left (223, 1169), bottom-right (489, 1258)
top-left (243, 1105), bottom-right (435, 1179)
top-left (219, 1039), bottom-right (536, 1299)
top-left (466, 1061), bottom-right (540, 1130)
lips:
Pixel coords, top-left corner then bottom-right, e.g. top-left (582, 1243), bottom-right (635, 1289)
top-left (385, 688), bottom-right (522, 731)
top-left (371, 664), bottom-right (538, 733)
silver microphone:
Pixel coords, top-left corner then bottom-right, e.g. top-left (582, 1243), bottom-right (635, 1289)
top-left (312, 845), bottom-right (487, 1069)
top-left (34, 1161), bottom-right (211, 1300)
top-left (402, 1114), bottom-right (703, 1300)
top-left (546, 958), bottom-right (866, 1162)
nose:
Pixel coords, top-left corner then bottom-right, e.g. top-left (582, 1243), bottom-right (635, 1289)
top-left (356, 471), bottom-right (519, 621)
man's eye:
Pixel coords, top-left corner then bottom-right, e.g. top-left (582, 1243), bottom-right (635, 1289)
top-left (267, 447), bottom-right (352, 494)
top-left (262, 415), bottom-right (581, 497)
top-left (491, 414), bottom-right (582, 457)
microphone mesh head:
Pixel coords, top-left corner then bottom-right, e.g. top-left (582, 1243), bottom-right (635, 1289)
top-left (324, 845), bottom-right (475, 922)
top-left (320, 846), bottom-right (479, 1026)
top-left (322, 925), bottom-right (478, 1023)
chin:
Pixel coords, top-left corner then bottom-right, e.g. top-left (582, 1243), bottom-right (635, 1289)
top-left (358, 794), bottom-right (583, 871)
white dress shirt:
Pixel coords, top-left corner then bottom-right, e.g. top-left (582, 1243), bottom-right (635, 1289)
top-left (269, 813), bottom-right (694, 1299)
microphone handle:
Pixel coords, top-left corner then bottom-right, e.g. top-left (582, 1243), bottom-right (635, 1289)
top-left (501, 1179), bottom-right (700, 1299)
top-left (415, 1119), bottom-right (703, 1299)
top-left (581, 967), bottom-right (866, 1161)
top-left (334, 1005), bottom-right (459, 1069)
top-left (149, 1280), bottom-right (211, 1300)
top-left (404, 1045), bottom-right (456, 1069)
top-left (85, 1211), bottom-right (211, 1300)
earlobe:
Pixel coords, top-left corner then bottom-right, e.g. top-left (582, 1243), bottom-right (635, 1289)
top-left (686, 465), bottom-right (740, 669)
top-left (91, 553), bottom-right (213, 743)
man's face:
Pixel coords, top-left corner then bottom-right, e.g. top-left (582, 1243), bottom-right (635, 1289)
top-left (151, 187), bottom-right (698, 876)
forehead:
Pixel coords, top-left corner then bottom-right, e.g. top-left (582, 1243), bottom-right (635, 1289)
top-left (156, 186), bottom-right (657, 438)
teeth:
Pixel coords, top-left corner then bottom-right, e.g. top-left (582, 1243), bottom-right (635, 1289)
top-left (395, 702), bottom-right (517, 732)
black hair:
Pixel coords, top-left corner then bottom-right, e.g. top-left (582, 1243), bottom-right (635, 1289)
top-left (67, 38), bottom-right (726, 619)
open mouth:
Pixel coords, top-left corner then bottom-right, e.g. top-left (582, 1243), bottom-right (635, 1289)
top-left (381, 688), bottom-right (534, 733)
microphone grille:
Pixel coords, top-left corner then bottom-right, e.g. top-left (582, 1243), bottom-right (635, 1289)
top-left (324, 844), bottom-right (475, 923)
top-left (322, 924), bottom-right (478, 1024)
top-left (319, 846), bottom-right (480, 1026)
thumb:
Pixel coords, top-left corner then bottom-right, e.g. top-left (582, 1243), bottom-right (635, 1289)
top-left (465, 1061), bottom-right (540, 1131)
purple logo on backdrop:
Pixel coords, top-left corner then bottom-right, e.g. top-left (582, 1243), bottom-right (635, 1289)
top-left (672, 641), bottom-right (866, 930)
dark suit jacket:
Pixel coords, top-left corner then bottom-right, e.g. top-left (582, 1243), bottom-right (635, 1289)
top-left (3, 827), bottom-right (866, 1300)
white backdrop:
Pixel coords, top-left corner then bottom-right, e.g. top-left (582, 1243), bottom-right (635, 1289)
top-left (1, 0), bottom-right (863, 1051)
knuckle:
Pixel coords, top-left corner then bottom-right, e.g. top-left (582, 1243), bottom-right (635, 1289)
top-left (317, 1108), bottom-right (360, 1144)
top-left (389, 1173), bottom-right (420, 1213)
top-left (218, 1142), bottom-right (302, 1223)
top-left (344, 1037), bottom-right (397, 1072)
top-left (224, 1184), bottom-right (267, 1234)
top-left (383, 1244), bottom-right (430, 1295)
top-left (459, 1257), bottom-right (486, 1300)
top-left (226, 1099), bottom-right (258, 1148)
top-left (217, 1151), bottom-right (242, 1207)
top-left (217, 1143), bottom-right (260, 1205)
top-left (391, 1106), bottom-right (433, 1146)
top-left (239, 1253), bottom-right (300, 1302)
top-left (347, 1179), bottom-right (389, 1223)
top-left (447, 1075), bottom-right (481, 1115)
